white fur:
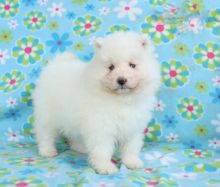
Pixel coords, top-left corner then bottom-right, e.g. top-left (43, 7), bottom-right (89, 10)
top-left (33, 32), bottom-right (161, 174)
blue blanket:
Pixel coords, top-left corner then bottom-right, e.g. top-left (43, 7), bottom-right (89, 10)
top-left (0, 0), bottom-right (219, 186)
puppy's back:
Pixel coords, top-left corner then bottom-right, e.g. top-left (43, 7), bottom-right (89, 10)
top-left (33, 52), bottom-right (86, 110)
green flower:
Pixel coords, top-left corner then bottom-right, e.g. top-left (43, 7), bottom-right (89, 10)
top-left (161, 60), bottom-right (189, 88)
top-left (195, 82), bottom-right (208, 92)
top-left (207, 179), bottom-right (220, 185)
top-left (12, 36), bottom-right (44, 66)
top-left (108, 25), bottom-right (130, 33)
top-left (71, 0), bottom-right (89, 5)
top-left (184, 149), bottom-right (213, 158)
top-left (206, 9), bottom-right (220, 37)
top-left (141, 15), bottom-right (177, 44)
top-left (184, 162), bottom-right (217, 173)
top-left (45, 165), bottom-right (58, 171)
top-left (195, 125), bottom-right (208, 136)
top-left (23, 115), bottom-right (34, 137)
top-left (73, 15), bottom-right (102, 36)
top-left (21, 83), bottom-right (36, 106)
top-left (0, 176), bottom-right (46, 187)
top-left (212, 161), bottom-right (220, 169)
top-left (0, 0), bottom-right (19, 18)
top-left (48, 21), bottom-right (59, 30)
top-left (73, 42), bottom-right (84, 51)
top-left (174, 43), bottom-right (189, 56)
top-left (177, 97), bottom-right (203, 120)
top-left (149, 0), bottom-right (166, 6)
top-left (7, 156), bottom-right (49, 166)
top-left (144, 119), bottom-right (161, 142)
top-left (24, 11), bottom-right (46, 30)
top-left (182, 0), bottom-right (204, 13)
top-left (0, 168), bottom-right (11, 178)
top-left (0, 70), bottom-right (24, 93)
top-left (0, 29), bottom-right (13, 43)
top-left (128, 172), bottom-right (177, 187)
top-left (162, 145), bottom-right (178, 153)
top-left (193, 42), bottom-right (220, 70)
top-left (66, 171), bottom-right (89, 186)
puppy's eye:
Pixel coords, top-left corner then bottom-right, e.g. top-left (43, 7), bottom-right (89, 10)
top-left (108, 64), bottom-right (115, 71)
top-left (129, 62), bottom-right (136, 68)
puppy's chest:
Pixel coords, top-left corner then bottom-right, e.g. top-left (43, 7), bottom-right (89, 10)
top-left (113, 110), bottom-right (144, 136)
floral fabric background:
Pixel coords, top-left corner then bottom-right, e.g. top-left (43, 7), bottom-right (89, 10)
top-left (0, 0), bottom-right (220, 186)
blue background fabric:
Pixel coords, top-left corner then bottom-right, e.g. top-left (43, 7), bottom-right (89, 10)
top-left (0, 0), bottom-right (220, 186)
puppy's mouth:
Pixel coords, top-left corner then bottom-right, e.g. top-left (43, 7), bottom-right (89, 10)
top-left (113, 84), bottom-right (139, 94)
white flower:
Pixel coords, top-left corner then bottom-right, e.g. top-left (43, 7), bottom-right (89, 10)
top-left (38, 0), bottom-right (47, 6)
top-left (5, 128), bottom-right (24, 142)
top-left (154, 100), bottom-right (165, 111)
top-left (209, 138), bottom-right (220, 149)
top-left (166, 133), bottom-right (179, 142)
top-left (172, 172), bottom-right (197, 180)
top-left (8, 20), bottom-right (18, 29)
top-left (212, 76), bottom-right (220, 87)
top-left (0, 49), bottom-right (9, 64)
top-left (144, 151), bottom-right (178, 166)
top-left (114, 0), bottom-right (142, 21)
top-left (47, 3), bottom-right (66, 17)
top-left (211, 113), bottom-right (220, 133)
top-left (187, 17), bottom-right (202, 33)
top-left (6, 97), bottom-right (17, 108)
top-left (99, 7), bottom-right (110, 15)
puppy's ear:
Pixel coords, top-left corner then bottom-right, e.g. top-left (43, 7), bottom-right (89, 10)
top-left (93, 38), bottom-right (103, 50)
top-left (140, 35), bottom-right (148, 48)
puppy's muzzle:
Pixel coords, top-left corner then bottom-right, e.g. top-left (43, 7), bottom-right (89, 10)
top-left (117, 77), bottom-right (127, 86)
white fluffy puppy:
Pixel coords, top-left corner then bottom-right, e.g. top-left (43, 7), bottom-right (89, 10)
top-left (33, 32), bottom-right (161, 174)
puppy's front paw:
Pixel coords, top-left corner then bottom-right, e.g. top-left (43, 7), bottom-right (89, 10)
top-left (93, 162), bottom-right (119, 175)
top-left (39, 146), bottom-right (58, 157)
top-left (123, 157), bottom-right (144, 169)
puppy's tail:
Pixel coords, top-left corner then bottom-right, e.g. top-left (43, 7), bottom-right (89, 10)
top-left (52, 52), bottom-right (80, 64)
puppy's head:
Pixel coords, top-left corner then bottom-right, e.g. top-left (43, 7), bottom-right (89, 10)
top-left (92, 32), bottom-right (160, 95)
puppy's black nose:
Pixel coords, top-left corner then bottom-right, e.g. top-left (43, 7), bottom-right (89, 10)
top-left (117, 77), bottom-right (127, 86)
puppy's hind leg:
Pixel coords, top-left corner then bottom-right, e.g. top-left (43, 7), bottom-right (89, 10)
top-left (34, 117), bottom-right (58, 157)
